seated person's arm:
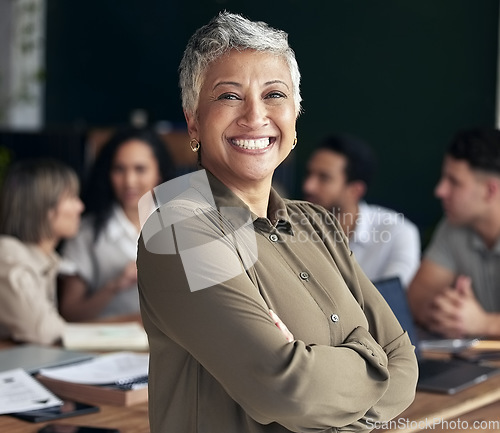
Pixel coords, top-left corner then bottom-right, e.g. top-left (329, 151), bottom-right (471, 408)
top-left (58, 262), bottom-right (136, 322)
top-left (407, 258), bottom-right (454, 327)
top-left (408, 261), bottom-right (500, 338)
top-left (429, 274), bottom-right (500, 338)
top-left (475, 312), bottom-right (500, 338)
top-left (0, 265), bottom-right (65, 345)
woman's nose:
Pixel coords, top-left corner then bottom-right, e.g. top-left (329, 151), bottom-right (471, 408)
top-left (123, 170), bottom-right (138, 187)
top-left (237, 98), bottom-right (268, 128)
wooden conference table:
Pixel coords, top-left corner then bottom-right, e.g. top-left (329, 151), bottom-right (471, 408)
top-left (1, 333), bottom-right (500, 433)
top-left (0, 314), bottom-right (150, 433)
top-left (373, 371), bottom-right (500, 433)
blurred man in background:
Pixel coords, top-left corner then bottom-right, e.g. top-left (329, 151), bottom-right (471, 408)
top-left (408, 128), bottom-right (500, 338)
top-left (303, 133), bottom-right (420, 288)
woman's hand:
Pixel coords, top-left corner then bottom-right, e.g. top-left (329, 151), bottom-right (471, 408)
top-left (113, 261), bottom-right (138, 293)
top-left (59, 262), bottom-right (138, 322)
top-left (269, 309), bottom-right (294, 342)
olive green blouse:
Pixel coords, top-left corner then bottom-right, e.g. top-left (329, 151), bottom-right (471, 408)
top-left (137, 169), bottom-right (418, 433)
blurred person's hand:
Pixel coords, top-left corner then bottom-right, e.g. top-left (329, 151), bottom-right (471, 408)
top-left (428, 275), bottom-right (490, 338)
top-left (113, 261), bottom-right (138, 293)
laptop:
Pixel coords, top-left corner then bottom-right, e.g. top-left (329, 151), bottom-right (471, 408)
top-left (0, 344), bottom-right (94, 374)
top-left (373, 277), bottom-right (500, 394)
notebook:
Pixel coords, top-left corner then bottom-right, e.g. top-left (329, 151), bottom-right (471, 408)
top-left (0, 344), bottom-right (94, 374)
top-left (373, 277), bottom-right (500, 394)
top-left (62, 322), bottom-right (148, 351)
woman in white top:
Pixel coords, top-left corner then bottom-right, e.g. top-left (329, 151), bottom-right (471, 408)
top-left (60, 128), bottom-right (174, 321)
top-left (0, 159), bottom-right (83, 344)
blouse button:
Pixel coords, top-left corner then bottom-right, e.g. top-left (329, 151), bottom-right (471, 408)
top-left (269, 234), bottom-right (279, 242)
top-left (299, 271), bottom-right (309, 280)
top-left (330, 314), bottom-right (339, 323)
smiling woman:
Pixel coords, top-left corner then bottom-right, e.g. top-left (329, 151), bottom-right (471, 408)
top-left (58, 128), bottom-right (175, 322)
top-left (137, 11), bottom-right (418, 433)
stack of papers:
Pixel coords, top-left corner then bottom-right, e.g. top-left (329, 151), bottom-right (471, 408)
top-left (62, 322), bottom-right (148, 351)
top-left (0, 369), bottom-right (62, 414)
top-left (39, 352), bottom-right (149, 386)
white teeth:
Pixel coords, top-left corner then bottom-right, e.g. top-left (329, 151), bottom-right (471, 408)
top-left (232, 138), bottom-right (270, 150)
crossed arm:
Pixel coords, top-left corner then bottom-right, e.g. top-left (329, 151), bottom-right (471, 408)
top-left (138, 200), bottom-right (418, 432)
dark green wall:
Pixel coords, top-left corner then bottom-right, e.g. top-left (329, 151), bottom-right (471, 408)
top-left (45, 0), bottom-right (499, 246)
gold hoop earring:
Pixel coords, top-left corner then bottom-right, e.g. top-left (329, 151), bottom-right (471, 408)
top-left (190, 138), bottom-right (200, 152)
top-left (291, 136), bottom-right (297, 150)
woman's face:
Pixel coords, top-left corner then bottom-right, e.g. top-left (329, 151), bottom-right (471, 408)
top-left (110, 139), bottom-right (162, 212)
top-left (49, 192), bottom-right (84, 240)
top-left (186, 49), bottom-right (296, 189)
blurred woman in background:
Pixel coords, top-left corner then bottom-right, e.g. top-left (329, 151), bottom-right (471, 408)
top-left (0, 158), bottom-right (83, 344)
top-left (59, 128), bottom-right (174, 321)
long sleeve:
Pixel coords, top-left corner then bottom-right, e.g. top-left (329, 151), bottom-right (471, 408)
top-left (140, 241), bottom-right (389, 431)
top-left (0, 261), bottom-right (65, 345)
top-left (341, 257), bottom-right (419, 431)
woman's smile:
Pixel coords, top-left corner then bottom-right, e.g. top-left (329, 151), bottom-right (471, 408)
top-left (229, 136), bottom-right (274, 151)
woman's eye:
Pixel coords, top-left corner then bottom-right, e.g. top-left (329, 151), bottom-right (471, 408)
top-left (218, 93), bottom-right (239, 100)
top-left (266, 91), bottom-right (286, 99)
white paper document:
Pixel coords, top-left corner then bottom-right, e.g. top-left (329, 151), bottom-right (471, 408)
top-left (0, 368), bottom-right (62, 414)
top-left (39, 352), bottom-right (149, 385)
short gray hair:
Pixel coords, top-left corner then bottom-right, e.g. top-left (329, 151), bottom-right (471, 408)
top-left (179, 11), bottom-right (302, 117)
